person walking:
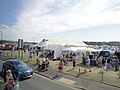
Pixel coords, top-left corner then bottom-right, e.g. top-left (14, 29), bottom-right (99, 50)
top-left (72, 55), bottom-right (76, 69)
top-left (63, 55), bottom-right (67, 65)
top-left (84, 56), bottom-right (91, 72)
top-left (45, 57), bottom-right (49, 71)
top-left (41, 56), bottom-right (46, 63)
top-left (55, 60), bottom-right (64, 77)
top-left (106, 58), bottom-right (112, 71)
top-left (82, 54), bottom-right (86, 65)
top-left (102, 57), bottom-right (106, 71)
top-left (29, 50), bottom-right (32, 60)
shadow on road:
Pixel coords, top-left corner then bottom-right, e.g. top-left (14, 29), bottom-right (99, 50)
top-left (52, 75), bottom-right (62, 80)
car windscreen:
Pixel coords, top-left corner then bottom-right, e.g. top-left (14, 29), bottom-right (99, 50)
top-left (13, 60), bottom-right (27, 69)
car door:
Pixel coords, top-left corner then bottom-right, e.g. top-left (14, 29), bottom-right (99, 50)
top-left (3, 61), bottom-right (13, 71)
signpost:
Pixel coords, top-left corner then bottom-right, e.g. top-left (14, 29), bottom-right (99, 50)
top-left (18, 39), bottom-right (23, 59)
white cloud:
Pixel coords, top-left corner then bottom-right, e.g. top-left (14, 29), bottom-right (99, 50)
top-left (1, 0), bottom-right (120, 41)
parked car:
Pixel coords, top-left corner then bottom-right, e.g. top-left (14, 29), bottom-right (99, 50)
top-left (2, 59), bottom-right (33, 80)
top-left (99, 50), bottom-right (111, 57)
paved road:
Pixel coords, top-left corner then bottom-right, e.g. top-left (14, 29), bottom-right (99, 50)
top-left (19, 73), bottom-right (78, 90)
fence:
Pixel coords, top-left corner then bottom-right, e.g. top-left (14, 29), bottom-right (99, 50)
top-left (2, 50), bottom-right (29, 62)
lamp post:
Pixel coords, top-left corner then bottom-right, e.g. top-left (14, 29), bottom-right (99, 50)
top-left (0, 31), bottom-right (3, 47)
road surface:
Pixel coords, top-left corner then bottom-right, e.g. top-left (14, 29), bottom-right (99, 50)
top-left (19, 73), bottom-right (78, 90)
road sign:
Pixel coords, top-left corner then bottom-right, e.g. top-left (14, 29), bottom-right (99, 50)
top-left (18, 39), bottom-right (23, 49)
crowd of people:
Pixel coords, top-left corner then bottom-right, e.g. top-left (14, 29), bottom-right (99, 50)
top-left (28, 47), bottom-right (39, 60)
top-left (35, 48), bottom-right (120, 76)
top-left (96, 56), bottom-right (119, 71)
top-left (55, 53), bottom-right (77, 77)
top-left (82, 52), bottom-right (120, 72)
top-left (35, 49), bottom-right (78, 77)
top-left (37, 56), bottom-right (49, 71)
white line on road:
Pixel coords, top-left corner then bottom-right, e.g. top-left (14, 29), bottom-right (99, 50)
top-left (57, 78), bottom-right (76, 85)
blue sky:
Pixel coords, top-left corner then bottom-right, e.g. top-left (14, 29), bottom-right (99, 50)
top-left (0, 0), bottom-right (120, 42)
top-left (0, 0), bottom-right (22, 26)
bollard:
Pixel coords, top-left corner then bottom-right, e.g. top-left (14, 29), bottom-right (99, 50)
top-left (79, 68), bottom-right (80, 75)
top-left (36, 58), bottom-right (39, 64)
top-left (101, 70), bottom-right (104, 82)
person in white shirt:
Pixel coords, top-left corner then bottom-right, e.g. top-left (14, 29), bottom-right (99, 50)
top-left (84, 56), bottom-right (91, 72)
top-left (42, 56), bottom-right (45, 63)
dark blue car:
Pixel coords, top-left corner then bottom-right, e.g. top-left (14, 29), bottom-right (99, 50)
top-left (2, 59), bottom-right (33, 80)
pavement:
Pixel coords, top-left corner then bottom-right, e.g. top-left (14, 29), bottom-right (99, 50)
top-left (0, 55), bottom-right (120, 90)
top-left (32, 68), bottom-right (120, 90)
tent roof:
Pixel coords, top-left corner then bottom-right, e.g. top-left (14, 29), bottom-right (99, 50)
top-left (62, 47), bottom-right (78, 52)
top-left (38, 39), bottom-right (87, 47)
top-left (77, 47), bottom-right (99, 52)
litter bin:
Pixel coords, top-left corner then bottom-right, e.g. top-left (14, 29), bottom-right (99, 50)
top-left (0, 77), bottom-right (5, 90)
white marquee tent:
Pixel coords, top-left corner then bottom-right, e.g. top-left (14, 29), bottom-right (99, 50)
top-left (35, 39), bottom-right (87, 59)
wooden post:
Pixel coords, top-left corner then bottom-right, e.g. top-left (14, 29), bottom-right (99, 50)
top-left (101, 70), bottom-right (103, 82)
top-left (79, 68), bottom-right (80, 75)
top-left (119, 67), bottom-right (120, 78)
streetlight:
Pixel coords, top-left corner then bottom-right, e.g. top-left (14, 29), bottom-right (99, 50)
top-left (0, 31), bottom-right (3, 47)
